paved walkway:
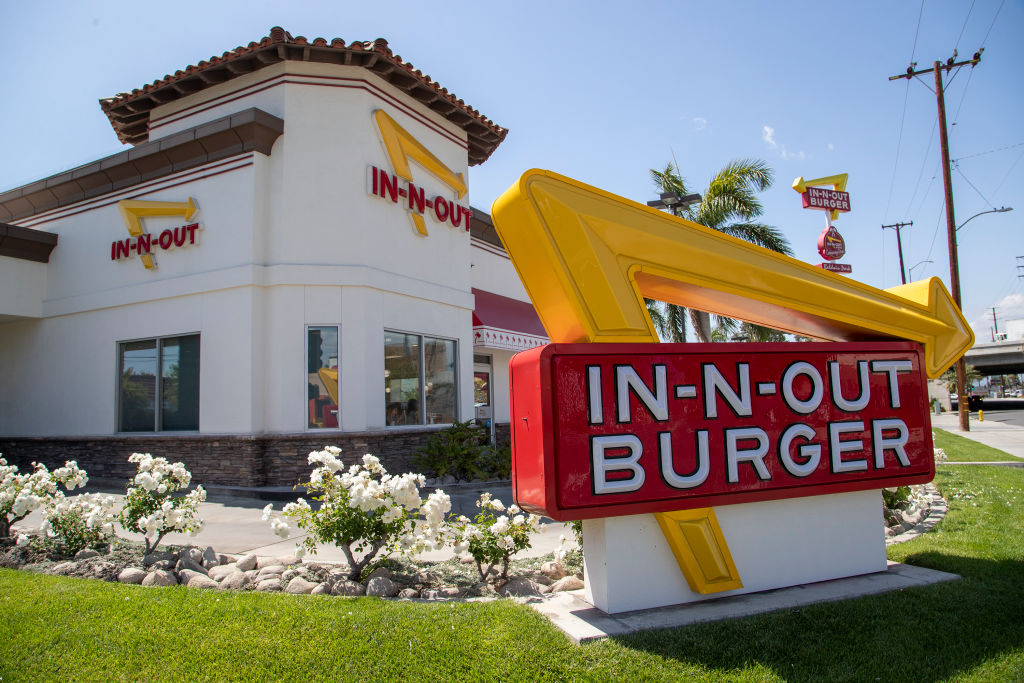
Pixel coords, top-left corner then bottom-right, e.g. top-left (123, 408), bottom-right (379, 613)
top-left (930, 411), bottom-right (1024, 459)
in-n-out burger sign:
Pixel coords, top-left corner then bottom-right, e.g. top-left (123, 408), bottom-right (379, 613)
top-left (112, 197), bottom-right (200, 270)
top-left (111, 223), bottom-right (199, 262)
top-left (802, 187), bottom-right (851, 212)
top-left (510, 341), bottom-right (934, 521)
top-left (368, 165), bottom-right (472, 232)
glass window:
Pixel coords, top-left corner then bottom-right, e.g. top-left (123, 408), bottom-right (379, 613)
top-left (118, 334), bottom-right (199, 432)
top-left (385, 332), bottom-right (458, 426)
top-left (307, 327), bottom-right (340, 429)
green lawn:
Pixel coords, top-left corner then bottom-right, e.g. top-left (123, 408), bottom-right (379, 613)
top-left (933, 427), bottom-right (1023, 461)
top-left (2, 448), bottom-right (1023, 681)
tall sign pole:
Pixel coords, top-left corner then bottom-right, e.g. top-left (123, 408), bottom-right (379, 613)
top-left (889, 49), bottom-right (983, 432)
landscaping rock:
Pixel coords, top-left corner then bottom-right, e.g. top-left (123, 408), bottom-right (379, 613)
top-left (366, 567), bottom-right (393, 581)
top-left (540, 561), bottom-right (567, 580)
top-left (282, 569), bottom-right (300, 583)
top-left (75, 548), bottom-right (101, 561)
top-left (501, 578), bottom-right (543, 597)
top-left (441, 474), bottom-right (457, 486)
top-left (285, 577), bottom-right (318, 595)
top-left (256, 565), bottom-right (285, 579)
top-left (178, 569), bottom-right (207, 584)
top-left (398, 588), bottom-right (420, 599)
top-left (202, 546), bottom-right (219, 567)
top-left (549, 576), bottom-right (585, 593)
top-left (256, 556), bottom-right (280, 569)
top-left (218, 554), bottom-right (235, 565)
top-left (208, 565), bottom-right (238, 582)
top-left (276, 554), bottom-right (300, 567)
top-left (459, 555), bottom-right (475, 564)
top-left (539, 585), bottom-right (553, 594)
top-left (187, 574), bottom-right (220, 590)
top-left (332, 580), bottom-right (365, 596)
top-left (366, 576), bottom-right (399, 597)
top-left (244, 569), bottom-right (259, 581)
top-left (256, 578), bottom-right (282, 592)
top-left (413, 570), bottom-right (439, 586)
top-left (235, 554), bottom-right (258, 572)
top-left (474, 582), bottom-right (497, 596)
top-left (184, 547), bottom-right (205, 565)
top-left (142, 569), bottom-right (178, 587)
top-left (93, 562), bottom-right (118, 581)
top-left (422, 587), bottom-right (462, 599)
top-left (143, 550), bottom-right (177, 567)
top-left (150, 559), bottom-right (175, 571)
top-left (118, 567), bottom-right (147, 585)
top-left (219, 572), bottom-right (251, 591)
top-left (532, 574), bottom-right (553, 586)
top-left (175, 557), bottom-right (208, 575)
top-left (311, 582), bottom-right (330, 595)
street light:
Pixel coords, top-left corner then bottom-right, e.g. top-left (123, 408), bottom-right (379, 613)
top-left (957, 206), bottom-right (1013, 232)
top-left (647, 191), bottom-right (702, 216)
top-left (909, 260), bottom-right (933, 279)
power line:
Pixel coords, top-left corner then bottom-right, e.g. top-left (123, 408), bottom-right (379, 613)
top-left (885, 0), bottom-right (926, 222)
top-left (953, 163), bottom-right (995, 208)
top-left (981, 0), bottom-right (1007, 46)
top-left (954, 141), bottom-right (1024, 163)
top-left (992, 147), bottom-right (1024, 197)
top-left (954, 0), bottom-right (977, 52)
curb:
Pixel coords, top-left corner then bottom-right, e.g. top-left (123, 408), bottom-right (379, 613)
top-left (885, 483), bottom-right (947, 546)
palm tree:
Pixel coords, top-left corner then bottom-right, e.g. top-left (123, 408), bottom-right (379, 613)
top-left (649, 159), bottom-right (793, 342)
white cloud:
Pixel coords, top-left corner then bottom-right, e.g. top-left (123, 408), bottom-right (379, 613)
top-left (827, 143), bottom-right (835, 151)
top-left (969, 293), bottom-right (1024, 341)
top-left (692, 117), bottom-right (707, 131)
top-left (762, 125), bottom-right (805, 160)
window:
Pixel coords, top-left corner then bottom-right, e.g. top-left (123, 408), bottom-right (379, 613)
top-left (384, 331), bottom-right (457, 426)
top-left (118, 334), bottom-right (199, 432)
top-left (307, 326), bottom-right (340, 429)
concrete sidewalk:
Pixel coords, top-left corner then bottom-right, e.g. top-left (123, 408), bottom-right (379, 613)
top-left (930, 411), bottom-right (1024, 459)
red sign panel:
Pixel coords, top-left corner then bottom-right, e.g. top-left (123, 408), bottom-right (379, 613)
top-left (510, 342), bottom-right (934, 521)
top-left (818, 262), bottom-right (853, 273)
top-left (817, 225), bottom-right (847, 260)
top-left (802, 188), bottom-right (851, 212)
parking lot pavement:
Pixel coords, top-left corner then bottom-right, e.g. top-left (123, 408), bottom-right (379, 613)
top-left (931, 411), bottom-right (1024, 459)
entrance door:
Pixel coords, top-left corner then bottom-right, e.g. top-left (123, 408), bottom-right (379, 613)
top-left (473, 359), bottom-right (492, 423)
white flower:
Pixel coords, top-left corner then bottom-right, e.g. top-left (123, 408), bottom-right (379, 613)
top-left (15, 533), bottom-right (29, 547)
top-left (261, 503), bottom-right (274, 521)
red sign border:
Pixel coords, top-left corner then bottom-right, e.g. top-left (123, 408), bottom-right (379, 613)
top-left (510, 341), bottom-right (935, 521)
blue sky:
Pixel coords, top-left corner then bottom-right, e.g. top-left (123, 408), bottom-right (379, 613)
top-left (2, 1), bottom-right (1021, 343)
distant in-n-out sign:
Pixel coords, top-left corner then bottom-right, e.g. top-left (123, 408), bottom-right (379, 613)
top-left (802, 187), bottom-right (851, 213)
top-left (510, 341), bottom-right (934, 521)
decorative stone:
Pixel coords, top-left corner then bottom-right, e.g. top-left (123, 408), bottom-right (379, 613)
top-left (142, 569), bottom-right (178, 587)
top-left (549, 576), bottom-right (585, 593)
top-left (459, 555), bottom-right (475, 564)
top-left (398, 588), bottom-right (420, 599)
top-left (474, 582), bottom-right (497, 596)
top-left (365, 567), bottom-right (393, 581)
top-left (208, 565), bottom-right (239, 582)
top-left (276, 554), bottom-right (300, 567)
top-left (218, 554), bottom-right (235, 565)
top-left (256, 578), bottom-right (282, 592)
top-left (151, 560), bottom-right (175, 571)
top-left (311, 582), bottom-right (330, 595)
top-left (501, 578), bottom-right (542, 597)
top-left (184, 547), bottom-right (205, 565)
top-left (365, 576), bottom-right (399, 598)
top-left (441, 474), bottom-right (457, 486)
top-left (539, 585), bottom-right (553, 594)
top-left (437, 587), bottom-right (463, 598)
top-left (175, 557), bottom-right (208, 575)
top-left (540, 561), bottom-right (567, 580)
top-left (143, 550), bottom-right (177, 567)
top-left (49, 562), bottom-right (75, 575)
top-left (235, 554), bottom-right (258, 572)
top-left (256, 565), bottom-right (285, 579)
top-left (244, 569), bottom-right (259, 580)
top-left (178, 569), bottom-right (207, 584)
top-left (256, 556), bottom-right (280, 569)
top-left (118, 567), bottom-right (147, 584)
top-left (285, 577), bottom-right (318, 595)
top-left (93, 562), bottom-right (118, 580)
top-left (533, 574), bottom-right (553, 586)
top-left (219, 572), bottom-right (251, 591)
top-left (281, 569), bottom-right (299, 583)
top-left (332, 580), bottom-right (366, 596)
top-left (202, 546), bottom-right (218, 566)
top-left (187, 574), bottom-right (220, 589)
top-left (74, 548), bottom-right (100, 560)
top-left (413, 570), bottom-right (439, 586)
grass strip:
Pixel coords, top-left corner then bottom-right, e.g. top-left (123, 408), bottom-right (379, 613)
top-left (2, 443), bottom-right (1023, 681)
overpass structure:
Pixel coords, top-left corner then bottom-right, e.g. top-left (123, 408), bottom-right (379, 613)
top-left (965, 339), bottom-right (1024, 376)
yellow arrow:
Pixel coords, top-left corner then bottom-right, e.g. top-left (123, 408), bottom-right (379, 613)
top-left (492, 169), bottom-right (972, 378)
top-left (792, 173), bottom-right (849, 221)
top-left (117, 198), bottom-right (198, 269)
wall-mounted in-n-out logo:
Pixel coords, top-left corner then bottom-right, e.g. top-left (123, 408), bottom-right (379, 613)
top-left (369, 110), bottom-right (472, 236)
top-left (111, 198), bottom-right (200, 269)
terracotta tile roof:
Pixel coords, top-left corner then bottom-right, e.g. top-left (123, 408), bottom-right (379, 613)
top-left (99, 27), bottom-right (508, 166)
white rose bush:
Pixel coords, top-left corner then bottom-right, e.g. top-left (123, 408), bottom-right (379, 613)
top-left (0, 456), bottom-right (88, 539)
top-left (119, 452), bottom-right (206, 555)
top-left (449, 491), bottom-right (542, 583)
top-left (263, 447), bottom-right (451, 581)
top-left (41, 492), bottom-right (119, 555)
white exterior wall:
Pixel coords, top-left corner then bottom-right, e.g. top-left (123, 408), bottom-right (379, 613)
top-left (0, 63), bottom-right (485, 438)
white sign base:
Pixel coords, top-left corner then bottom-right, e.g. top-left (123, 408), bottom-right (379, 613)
top-left (583, 490), bottom-right (886, 614)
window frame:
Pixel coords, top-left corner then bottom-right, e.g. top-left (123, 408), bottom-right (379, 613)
top-left (116, 332), bottom-right (201, 433)
top-left (383, 328), bottom-right (459, 428)
top-left (305, 324), bottom-right (341, 431)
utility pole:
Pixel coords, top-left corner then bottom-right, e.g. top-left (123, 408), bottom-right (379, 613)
top-left (991, 307), bottom-right (999, 338)
top-left (890, 48), bottom-right (983, 432)
top-left (881, 221), bottom-right (912, 284)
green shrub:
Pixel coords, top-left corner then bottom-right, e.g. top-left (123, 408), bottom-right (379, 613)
top-left (414, 421), bottom-right (487, 480)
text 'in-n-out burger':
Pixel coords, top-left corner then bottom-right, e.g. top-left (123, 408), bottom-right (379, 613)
top-left (111, 223), bottom-right (199, 261)
top-left (509, 342), bottom-right (934, 521)
top-left (368, 166), bottom-right (473, 231)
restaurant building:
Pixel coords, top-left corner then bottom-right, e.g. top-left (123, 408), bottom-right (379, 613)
top-left (0, 27), bottom-right (547, 487)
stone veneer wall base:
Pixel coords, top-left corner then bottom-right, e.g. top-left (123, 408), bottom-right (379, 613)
top-left (0, 424), bottom-right (511, 488)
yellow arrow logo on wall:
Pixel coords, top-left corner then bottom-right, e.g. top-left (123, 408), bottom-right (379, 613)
top-left (118, 198), bottom-right (198, 269)
top-left (492, 169), bottom-right (973, 594)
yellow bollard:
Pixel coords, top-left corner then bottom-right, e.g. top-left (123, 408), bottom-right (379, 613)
top-left (979, 409), bottom-right (984, 421)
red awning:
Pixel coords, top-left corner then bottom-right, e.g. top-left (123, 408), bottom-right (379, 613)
top-left (472, 288), bottom-right (548, 351)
